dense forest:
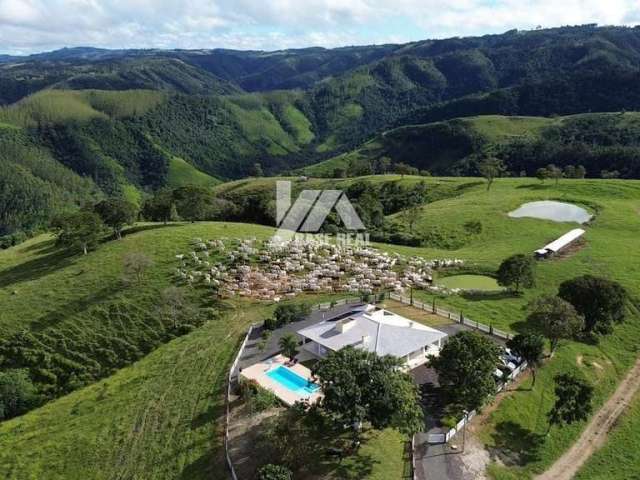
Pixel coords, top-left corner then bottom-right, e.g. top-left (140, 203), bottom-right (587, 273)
top-left (5, 24), bottom-right (640, 240)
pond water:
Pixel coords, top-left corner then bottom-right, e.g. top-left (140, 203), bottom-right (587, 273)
top-left (437, 274), bottom-right (502, 291)
top-left (508, 200), bottom-right (591, 223)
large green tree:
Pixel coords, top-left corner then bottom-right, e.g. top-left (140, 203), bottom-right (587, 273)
top-left (527, 296), bottom-right (583, 354)
top-left (496, 254), bottom-right (536, 293)
top-left (94, 197), bottom-right (138, 239)
top-left (314, 347), bottom-right (423, 436)
top-left (52, 210), bottom-right (105, 255)
top-left (558, 275), bottom-right (627, 334)
top-left (430, 331), bottom-right (501, 410)
top-left (547, 372), bottom-right (593, 434)
top-left (506, 333), bottom-right (545, 387)
top-left (142, 189), bottom-right (179, 224)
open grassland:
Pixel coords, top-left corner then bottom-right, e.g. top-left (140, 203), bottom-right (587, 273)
top-left (167, 156), bottom-right (221, 188)
top-left (0, 223), bottom-right (404, 479)
top-left (0, 89), bottom-right (166, 126)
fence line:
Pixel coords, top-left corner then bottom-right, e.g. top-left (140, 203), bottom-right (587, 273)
top-left (224, 325), bottom-right (255, 480)
top-left (389, 292), bottom-right (512, 341)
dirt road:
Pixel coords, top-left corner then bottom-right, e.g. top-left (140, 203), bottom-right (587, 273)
top-left (535, 358), bottom-right (640, 480)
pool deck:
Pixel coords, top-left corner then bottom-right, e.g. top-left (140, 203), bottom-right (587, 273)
top-left (239, 354), bottom-right (323, 406)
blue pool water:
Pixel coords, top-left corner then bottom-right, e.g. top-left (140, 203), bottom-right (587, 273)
top-left (266, 365), bottom-right (319, 396)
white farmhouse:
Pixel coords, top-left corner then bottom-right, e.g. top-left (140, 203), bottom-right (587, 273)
top-left (297, 305), bottom-right (447, 369)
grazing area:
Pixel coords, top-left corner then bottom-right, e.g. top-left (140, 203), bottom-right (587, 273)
top-left (437, 274), bottom-right (502, 292)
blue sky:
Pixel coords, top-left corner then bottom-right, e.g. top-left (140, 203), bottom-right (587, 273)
top-left (1, 0), bottom-right (639, 55)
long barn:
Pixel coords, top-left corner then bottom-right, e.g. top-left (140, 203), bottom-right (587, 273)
top-left (534, 228), bottom-right (586, 259)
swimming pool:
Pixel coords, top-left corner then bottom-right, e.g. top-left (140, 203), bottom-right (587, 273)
top-left (266, 365), bottom-right (320, 396)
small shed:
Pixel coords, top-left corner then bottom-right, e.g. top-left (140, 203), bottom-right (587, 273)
top-left (535, 228), bottom-right (585, 259)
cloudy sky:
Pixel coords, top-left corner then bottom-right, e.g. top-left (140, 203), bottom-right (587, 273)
top-left (1, 0), bottom-right (640, 55)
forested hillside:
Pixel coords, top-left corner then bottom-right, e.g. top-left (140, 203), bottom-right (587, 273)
top-left (6, 25), bottom-right (640, 240)
top-left (305, 113), bottom-right (640, 178)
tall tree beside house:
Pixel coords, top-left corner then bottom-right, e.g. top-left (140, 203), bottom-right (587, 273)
top-left (314, 346), bottom-right (424, 437)
top-left (51, 210), bottom-right (105, 255)
top-left (496, 254), bottom-right (536, 294)
top-left (506, 333), bottom-right (545, 387)
top-left (430, 331), bottom-right (501, 410)
top-left (547, 372), bottom-right (593, 434)
top-left (558, 275), bottom-right (627, 334)
top-left (278, 333), bottom-right (298, 361)
top-left (94, 197), bottom-right (138, 239)
top-left (527, 296), bottom-right (584, 354)
top-left (477, 156), bottom-right (506, 191)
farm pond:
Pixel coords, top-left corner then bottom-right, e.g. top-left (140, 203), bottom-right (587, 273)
top-left (508, 200), bottom-right (592, 223)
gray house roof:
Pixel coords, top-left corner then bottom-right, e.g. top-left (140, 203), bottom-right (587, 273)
top-left (297, 310), bottom-right (447, 358)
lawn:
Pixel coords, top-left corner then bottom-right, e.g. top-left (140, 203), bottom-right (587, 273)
top-left (436, 274), bottom-right (502, 291)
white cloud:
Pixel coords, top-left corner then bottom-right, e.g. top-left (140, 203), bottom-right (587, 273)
top-left (0, 0), bottom-right (639, 54)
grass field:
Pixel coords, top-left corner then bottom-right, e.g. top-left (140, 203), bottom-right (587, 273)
top-left (2, 176), bottom-right (640, 479)
top-left (437, 274), bottom-right (502, 291)
top-left (0, 222), bottom-right (404, 479)
top-left (167, 156), bottom-right (221, 188)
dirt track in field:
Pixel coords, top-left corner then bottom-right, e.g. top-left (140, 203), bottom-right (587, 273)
top-left (535, 358), bottom-right (640, 480)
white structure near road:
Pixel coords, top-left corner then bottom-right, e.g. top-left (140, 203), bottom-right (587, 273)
top-left (534, 228), bottom-right (586, 259)
top-left (297, 304), bottom-right (447, 369)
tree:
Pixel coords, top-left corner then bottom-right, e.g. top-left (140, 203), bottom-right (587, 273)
top-left (376, 156), bottom-right (392, 174)
top-left (430, 331), bottom-right (501, 410)
top-left (142, 190), bottom-right (179, 224)
top-left (536, 167), bottom-right (550, 183)
top-left (558, 275), bottom-right (627, 334)
top-left (547, 373), bottom-right (593, 434)
top-left (394, 162), bottom-right (418, 178)
top-left (400, 204), bottom-right (421, 233)
top-left (546, 164), bottom-right (563, 185)
top-left (575, 165), bottom-right (587, 179)
top-left (251, 162), bottom-right (264, 177)
top-left (173, 186), bottom-right (214, 222)
top-left (314, 347), bottom-right (423, 436)
top-left (332, 167), bottom-right (346, 178)
top-left (506, 333), bottom-right (545, 387)
top-left (123, 252), bottom-right (154, 284)
top-left (496, 254), bottom-right (536, 293)
top-left (278, 333), bottom-right (298, 361)
top-left (52, 211), bottom-right (105, 255)
top-left (159, 286), bottom-right (187, 328)
top-left (477, 157), bottom-right (506, 191)
top-left (94, 197), bottom-right (138, 239)
top-left (527, 296), bottom-right (584, 354)
top-left (257, 464), bottom-right (292, 480)
top-left (0, 369), bottom-right (38, 420)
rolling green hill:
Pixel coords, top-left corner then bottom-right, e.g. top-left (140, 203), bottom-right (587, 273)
top-left (1, 178), bottom-right (640, 479)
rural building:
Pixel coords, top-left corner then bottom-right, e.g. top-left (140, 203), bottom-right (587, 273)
top-left (534, 228), bottom-right (586, 259)
top-left (296, 304), bottom-right (447, 369)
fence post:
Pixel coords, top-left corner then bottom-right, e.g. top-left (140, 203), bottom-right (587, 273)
top-left (432, 298), bottom-right (436, 314)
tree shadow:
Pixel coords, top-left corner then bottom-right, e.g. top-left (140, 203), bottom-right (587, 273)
top-left (488, 420), bottom-right (545, 466)
top-left (122, 222), bottom-right (185, 238)
top-left (515, 183), bottom-right (553, 190)
top-left (330, 452), bottom-right (375, 480)
top-left (27, 283), bottom-right (126, 332)
top-left (0, 246), bottom-right (78, 289)
top-left (460, 291), bottom-right (518, 301)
